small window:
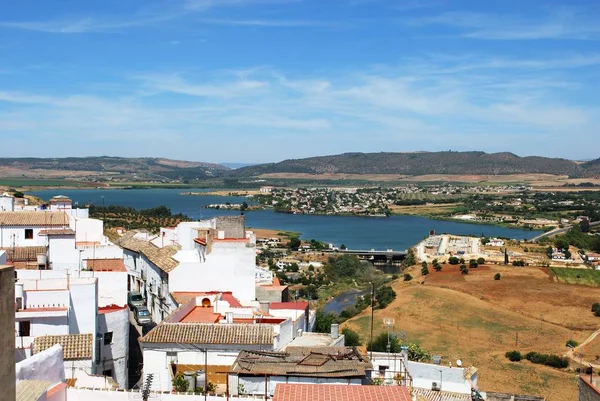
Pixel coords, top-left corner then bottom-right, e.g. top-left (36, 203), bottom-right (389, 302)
top-left (104, 332), bottom-right (113, 345)
top-left (25, 229), bottom-right (34, 239)
top-left (19, 321), bottom-right (31, 337)
top-left (103, 369), bottom-right (112, 377)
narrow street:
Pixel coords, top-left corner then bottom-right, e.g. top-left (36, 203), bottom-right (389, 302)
top-left (128, 310), bottom-right (144, 389)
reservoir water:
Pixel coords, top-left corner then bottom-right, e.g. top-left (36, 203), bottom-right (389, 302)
top-left (29, 188), bottom-right (542, 251)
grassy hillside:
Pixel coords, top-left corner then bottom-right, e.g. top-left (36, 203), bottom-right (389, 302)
top-left (0, 156), bottom-right (230, 181)
top-left (233, 151), bottom-right (598, 177)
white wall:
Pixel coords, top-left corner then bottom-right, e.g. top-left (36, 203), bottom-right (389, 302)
top-left (78, 243), bottom-right (123, 261)
top-left (74, 218), bottom-right (104, 243)
top-left (97, 307), bottom-right (129, 388)
top-left (48, 236), bottom-right (79, 271)
top-left (169, 242), bottom-right (256, 303)
top-left (16, 343), bottom-right (66, 383)
top-left (67, 388), bottom-right (264, 401)
top-left (0, 226), bottom-right (48, 247)
top-left (80, 271), bottom-right (127, 308)
top-left (143, 344), bottom-right (271, 392)
top-left (69, 280), bottom-right (98, 364)
top-left (0, 195), bottom-right (14, 211)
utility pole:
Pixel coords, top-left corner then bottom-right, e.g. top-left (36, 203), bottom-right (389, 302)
top-left (369, 282), bottom-right (375, 360)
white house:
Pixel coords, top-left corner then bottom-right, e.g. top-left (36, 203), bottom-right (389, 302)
top-left (228, 347), bottom-right (373, 397)
top-left (119, 216), bottom-right (257, 323)
top-left (14, 263), bottom-right (130, 388)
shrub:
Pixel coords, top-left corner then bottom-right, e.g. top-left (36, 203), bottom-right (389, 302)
top-left (525, 351), bottom-right (569, 369)
top-left (342, 328), bottom-right (361, 346)
top-left (592, 303), bottom-right (600, 313)
top-left (469, 261), bottom-right (478, 268)
top-left (404, 273), bottom-right (413, 281)
top-left (421, 266), bottom-right (429, 276)
top-left (505, 350), bottom-right (522, 362)
top-left (477, 257), bottom-right (485, 264)
top-left (391, 274), bottom-right (399, 280)
top-left (434, 264), bottom-right (442, 272)
top-left (512, 260), bottom-right (526, 267)
top-left (566, 339), bottom-right (579, 348)
top-left (448, 257), bottom-right (459, 265)
top-left (460, 264), bottom-right (467, 270)
top-left (172, 375), bottom-right (189, 392)
top-left (422, 261), bottom-right (428, 268)
top-left (494, 273), bottom-right (501, 280)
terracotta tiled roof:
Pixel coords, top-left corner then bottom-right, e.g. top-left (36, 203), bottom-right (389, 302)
top-left (231, 347), bottom-right (372, 378)
top-left (1, 246), bottom-right (47, 262)
top-left (39, 229), bottom-right (75, 235)
top-left (33, 333), bottom-right (93, 360)
top-left (118, 235), bottom-right (179, 273)
top-left (181, 307), bottom-right (222, 323)
top-left (141, 323), bottom-right (273, 345)
top-left (273, 384), bottom-right (411, 401)
top-left (412, 389), bottom-right (472, 401)
top-left (269, 301), bottom-right (309, 311)
top-left (87, 258), bottom-right (126, 272)
top-left (0, 211), bottom-right (69, 227)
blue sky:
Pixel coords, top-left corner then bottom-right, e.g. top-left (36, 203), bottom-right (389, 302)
top-left (0, 0), bottom-right (599, 163)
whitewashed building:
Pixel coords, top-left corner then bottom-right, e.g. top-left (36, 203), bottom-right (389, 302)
top-left (119, 216), bottom-right (257, 323)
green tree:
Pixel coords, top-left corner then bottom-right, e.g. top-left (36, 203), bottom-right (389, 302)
top-left (403, 273), bottom-right (413, 281)
top-left (448, 257), bottom-right (459, 265)
top-left (580, 219), bottom-right (591, 233)
top-left (434, 264), bottom-right (442, 272)
top-left (494, 273), bottom-right (501, 280)
top-left (12, 191), bottom-right (24, 198)
top-left (407, 343), bottom-right (431, 362)
top-left (342, 328), bottom-right (361, 346)
top-left (241, 201), bottom-right (248, 211)
top-left (421, 265), bottom-right (429, 275)
top-left (315, 311), bottom-right (337, 333)
top-left (421, 261), bottom-right (428, 269)
top-left (367, 332), bottom-right (401, 353)
top-left (375, 286), bottom-right (396, 309)
top-left (340, 244), bottom-right (347, 250)
top-left (477, 257), bottom-right (485, 264)
top-left (289, 237), bottom-right (301, 250)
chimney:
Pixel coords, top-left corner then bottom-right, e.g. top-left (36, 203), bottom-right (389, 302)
top-left (297, 329), bottom-right (303, 338)
top-left (331, 323), bottom-right (339, 339)
top-left (259, 301), bottom-right (270, 315)
top-left (226, 312), bottom-right (233, 324)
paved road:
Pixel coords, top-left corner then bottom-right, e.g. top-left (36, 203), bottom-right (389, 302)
top-left (530, 221), bottom-right (600, 242)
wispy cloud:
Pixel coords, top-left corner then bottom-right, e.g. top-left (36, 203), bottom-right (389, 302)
top-left (1, 51), bottom-right (598, 161)
top-left (184, 0), bottom-right (301, 11)
top-left (408, 8), bottom-right (600, 40)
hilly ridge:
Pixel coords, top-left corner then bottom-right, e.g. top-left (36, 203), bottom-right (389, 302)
top-left (233, 151), bottom-right (599, 178)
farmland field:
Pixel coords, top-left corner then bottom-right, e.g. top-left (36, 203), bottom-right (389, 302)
top-left (0, 178), bottom-right (92, 188)
top-left (549, 267), bottom-right (600, 287)
top-left (342, 264), bottom-right (600, 400)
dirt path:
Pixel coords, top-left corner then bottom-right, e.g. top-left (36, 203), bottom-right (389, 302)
top-left (566, 327), bottom-right (600, 369)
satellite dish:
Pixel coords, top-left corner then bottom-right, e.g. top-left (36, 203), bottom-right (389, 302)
top-left (456, 359), bottom-right (462, 367)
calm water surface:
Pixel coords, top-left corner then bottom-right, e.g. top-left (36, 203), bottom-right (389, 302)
top-left (30, 188), bottom-right (542, 250)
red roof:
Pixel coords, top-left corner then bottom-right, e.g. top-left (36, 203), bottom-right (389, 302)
top-left (273, 384), bottom-right (411, 401)
top-left (87, 259), bottom-right (126, 272)
top-left (98, 305), bottom-right (128, 314)
top-left (269, 301), bottom-right (309, 311)
top-left (181, 307), bottom-right (222, 323)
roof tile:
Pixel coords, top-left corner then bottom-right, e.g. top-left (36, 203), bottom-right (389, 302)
top-left (141, 323), bottom-right (273, 345)
top-left (0, 211), bottom-right (69, 227)
top-left (33, 333), bottom-right (93, 360)
top-left (273, 384), bottom-right (411, 401)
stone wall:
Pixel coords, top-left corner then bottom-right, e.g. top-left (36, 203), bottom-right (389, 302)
top-left (215, 216), bottom-right (245, 239)
top-left (579, 376), bottom-right (600, 401)
top-left (0, 265), bottom-right (15, 401)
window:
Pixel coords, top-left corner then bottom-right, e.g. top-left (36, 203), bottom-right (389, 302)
top-left (104, 332), bottom-right (113, 345)
top-left (24, 229), bottom-right (33, 239)
top-left (19, 321), bottom-right (31, 337)
top-left (102, 369), bottom-right (112, 377)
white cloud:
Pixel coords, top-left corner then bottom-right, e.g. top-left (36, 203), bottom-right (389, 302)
top-left (0, 53), bottom-right (598, 161)
top-left (408, 9), bottom-right (600, 40)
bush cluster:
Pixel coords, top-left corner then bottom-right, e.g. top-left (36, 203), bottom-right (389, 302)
top-left (505, 350), bottom-right (522, 362)
top-left (592, 303), bottom-right (600, 317)
top-left (525, 352), bottom-right (569, 369)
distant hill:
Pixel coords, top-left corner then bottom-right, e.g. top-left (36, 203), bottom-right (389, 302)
top-left (0, 157), bottom-right (230, 181)
top-left (233, 151), bottom-right (600, 177)
top-left (220, 162), bottom-right (261, 169)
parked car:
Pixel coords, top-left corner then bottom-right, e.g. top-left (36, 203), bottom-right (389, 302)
top-left (142, 322), bottom-right (157, 336)
top-left (128, 291), bottom-right (145, 310)
top-left (134, 306), bottom-right (152, 325)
